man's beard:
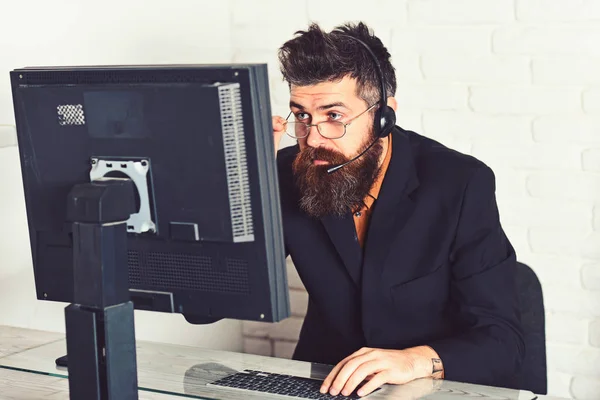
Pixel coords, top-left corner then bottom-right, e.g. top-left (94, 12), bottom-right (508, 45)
top-left (292, 134), bottom-right (384, 219)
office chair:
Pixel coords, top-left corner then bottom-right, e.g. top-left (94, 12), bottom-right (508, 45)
top-left (515, 261), bottom-right (547, 395)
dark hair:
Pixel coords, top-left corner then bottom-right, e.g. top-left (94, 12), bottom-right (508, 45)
top-left (278, 22), bottom-right (396, 106)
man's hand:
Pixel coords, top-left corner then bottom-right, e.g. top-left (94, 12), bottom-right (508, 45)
top-left (273, 116), bottom-right (286, 156)
top-left (320, 346), bottom-right (443, 397)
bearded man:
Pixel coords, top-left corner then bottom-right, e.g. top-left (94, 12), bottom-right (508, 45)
top-left (272, 22), bottom-right (524, 398)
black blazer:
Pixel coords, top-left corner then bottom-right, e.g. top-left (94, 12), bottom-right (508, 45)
top-left (277, 126), bottom-right (525, 389)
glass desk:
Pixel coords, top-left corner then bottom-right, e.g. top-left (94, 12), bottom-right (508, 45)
top-left (0, 333), bottom-right (542, 400)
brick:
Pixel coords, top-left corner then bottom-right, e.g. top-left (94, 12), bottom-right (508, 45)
top-left (583, 233), bottom-right (600, 259)
top-left (527, 172), bottom-right (600, 202)
top-left (274, 341), bottom-right (297, 359)
top-left (501, 225), bottom-right (529, 256)
top-left (516, 253), bottom-right (583, 290)
top-left (231, 0), bottom-right (307, 27)
top-left (471, 142), bottom-right (581, 171)
top-left (243, 338), bottom-right (272, 357)
top-left (286, 258), bottom-right (305, 290)
top-left (546, 371), bottom-right (573, 400)
top-left (269, 317), bottom-right (304, 341)
top-left (0, 126), bottom-right (16, 149)
top-left (232, 25), bottom-right (302, 51)
top-left (543, 285), bottom-right (600, 317)
top-left (547, 344), bottom-right (600, 375)
top-left (582, 263), bottom-right (600, 291)
top-left (307, 0), bottom-right (407, 30)
top-left (242, 317), bottom-right (304, 341)
top-left (493, 26), bottom-right (600, 56)
top-left (395, 110), bottom-right (423, 134)
top-left (396, 84), bottom-right (468, 110)
top-left (582, 149), bottom-right (600, 172)
top-left (469, 86), bottom-right (582, 114)
top-left (571, 377), bottom-right (600, 400)
top-left (499, 198), bottom-right (592, 230)
top-left (532, 228), bottom-right (600, 260)
top-left (422, 55), bottom-right (529, 84)
top-left (289, 289), bottom-right (308, 317)
top-left (528, 227), bottom-right (586, 257)
top-left (545, 312), bottom-right (588, 345)
top-left (242, 321), bottom-right (272, 338)
top-left (517, 0), bottom-right (600, 22)
top-left (590, 319), bottom-right (600, 347)
top-left (492, 171), bottom-right (529, 202)
top-left (422, 111), bottom-right (533, 144)
top-left (533, 58), bottom-right (600, 85)
top-left (584, 89), bottom-right (600, 114)
top-left (408, 0), bottom-right (513, 24)
top-left (392, 28), bottom-right (492, 55)
top-left (388, 55), bottom-right (422, 83)
top-left (533, 116), bottom-right (600, 145)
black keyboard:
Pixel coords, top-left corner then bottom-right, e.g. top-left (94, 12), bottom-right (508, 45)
top-left (208, 369), bottom-right (378, 399)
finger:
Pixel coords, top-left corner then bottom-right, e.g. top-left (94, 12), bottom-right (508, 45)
top-left (320, 348), bottom-right (372, 393)
top-left (329, 353), bottom-right (377, 396)
top-left (356, 371), bottom-right (390, 397)
top-left (272, 116), bottom-right (286, 132)
top-left (341, 360), bottom-right (384, 397)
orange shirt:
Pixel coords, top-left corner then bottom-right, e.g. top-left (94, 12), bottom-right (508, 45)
top-left (353, 135), bottom-right (392, 247)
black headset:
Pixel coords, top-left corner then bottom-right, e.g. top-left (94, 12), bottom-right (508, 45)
top-left (326, 33), bottom-right (396, 174)
top-left (339, 33), bottom-right (396, 138)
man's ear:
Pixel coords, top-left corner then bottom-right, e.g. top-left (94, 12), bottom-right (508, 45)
top-left (387, 97), bottom-right (398, 112)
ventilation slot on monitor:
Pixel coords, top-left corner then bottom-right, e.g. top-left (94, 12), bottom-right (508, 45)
top-left (128, 250), bottom-right (142, 286)
top-left (140, 252), bottom-right (250, 295)
top-left (57, 104), bottom-right (85, 126)
top-left (218, 83), bottom-right (254, 243)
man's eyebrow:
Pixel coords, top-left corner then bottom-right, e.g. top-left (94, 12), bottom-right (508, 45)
top-left (288, 101), bottom-right (349, 111)
top-left (317, 102), bottom-right (348, 111)
top-left (289, 101), bottom-right (305, 110)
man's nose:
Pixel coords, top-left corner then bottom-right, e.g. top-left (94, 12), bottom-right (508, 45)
top-left (306, 124), bottom-right (327, 148)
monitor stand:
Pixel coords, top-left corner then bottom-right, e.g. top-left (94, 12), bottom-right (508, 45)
top-left (58, 178), bottom-right (139, 400)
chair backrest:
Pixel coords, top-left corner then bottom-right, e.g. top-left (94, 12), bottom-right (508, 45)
top-left (515, 261), bottom-right (547, 395)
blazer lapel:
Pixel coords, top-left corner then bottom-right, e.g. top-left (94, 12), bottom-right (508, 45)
top-left (364, 127), bottom-right (419, 275)
top-left (320, 213), bottom-right (363, 288)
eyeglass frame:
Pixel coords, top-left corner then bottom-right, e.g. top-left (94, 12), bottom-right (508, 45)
top-left (284, 102), bottom-right (379, 140)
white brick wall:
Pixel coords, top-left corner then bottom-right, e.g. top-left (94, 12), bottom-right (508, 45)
top-left (571, 377), bottom-right (600, 400)
top-left (583, 89), bottom-right (600, 113)
top-left (407, 0), bottom-right (514, 24)
top-left (1, 0), bottom-right (599, 397)
top-left (516, 0), bottom-right (600, 22)
top-left (532, 58), bottom-right (600, 85)
top-left (533, 116), bottom-right (600, 145)
top-left (493, 27), bottom-right (600, 56)
top-left (590, 320), bottom-right (600, 348)
top-left (0, 126), bottom-right (16, 148)
top-left (469, 86), bottom-right (582, 114)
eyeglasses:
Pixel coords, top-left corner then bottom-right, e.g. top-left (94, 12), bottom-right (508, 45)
top-left (284, 103), bottom-right (378, 140)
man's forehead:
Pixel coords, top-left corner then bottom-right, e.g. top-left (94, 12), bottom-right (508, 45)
top-left (289, 77), bottom-right (360, 108)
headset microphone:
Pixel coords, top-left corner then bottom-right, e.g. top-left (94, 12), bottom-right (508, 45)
top-left (327, 34), bottom-right (396, 174)
top-left (326, 136), bottom-right (380, 174)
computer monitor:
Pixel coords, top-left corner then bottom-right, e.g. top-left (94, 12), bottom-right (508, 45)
top-left (9, 64), bottom-right (290, 324)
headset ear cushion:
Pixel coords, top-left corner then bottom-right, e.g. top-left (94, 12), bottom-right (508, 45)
top-left (378, 106), bottom-right (396, 137)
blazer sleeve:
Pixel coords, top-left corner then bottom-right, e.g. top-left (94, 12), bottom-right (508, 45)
top-left (426, 164), bottom-right (525, 386)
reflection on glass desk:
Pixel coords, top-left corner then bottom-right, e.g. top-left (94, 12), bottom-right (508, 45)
top-left (0, 366), bottom-right (186, 400)
top-left (0, 337), bottom-right (543, 400)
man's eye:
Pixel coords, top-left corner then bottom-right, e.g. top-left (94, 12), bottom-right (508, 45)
top-left (295, 112), bottom-right (309, 121)
top-left (328, 112), bottom-right (343, 121)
